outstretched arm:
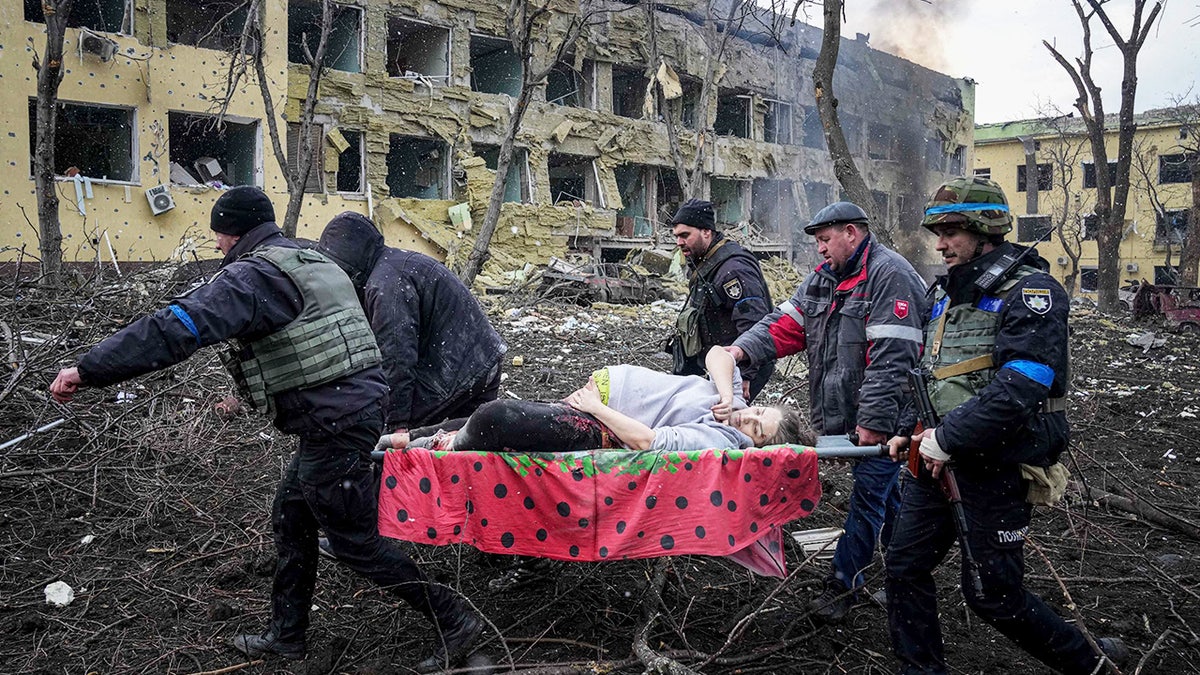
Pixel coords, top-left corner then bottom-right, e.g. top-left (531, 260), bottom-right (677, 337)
top-left (566, 376), bottom-right (655, 450)
top-left (705, 346), bottom-right (737, 422)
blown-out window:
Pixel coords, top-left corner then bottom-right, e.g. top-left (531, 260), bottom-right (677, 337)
top-left (27, 99), bottom-right (136, 182)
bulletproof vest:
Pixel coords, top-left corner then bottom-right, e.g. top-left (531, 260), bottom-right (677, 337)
top-left (221, 246), bottom-right (381, 414)
top-left (676, 238), bottom-right (761, 357)
top-left (922, 264), bottom-right (1039, 417)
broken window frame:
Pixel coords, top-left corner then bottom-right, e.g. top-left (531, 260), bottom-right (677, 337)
top-left (25, 0), bottom-right (132, 34)
top-left (470, 33), bottom-right (523, 97)
top-left (614, 164), bottom-right (653, 235)
top-left (475, 144), bottom-right (533, 204)
top-left (656, 168), bottom-right (685, 227)
top-left (287, 0), bottom-right (364, 74)
top-left (1082, 213), bottom-right (1100, 241)
top-left (1081, 160), bottom-right (1117, 189)
top-left (678, 76), bottom-right (702, 129)
top-left (763, 99), bottom-right (793, 145)
top-left (166, 0), bottom-right (251, 52)
top-left (27, 98), bottom-right (138, 184)
top-left (1016, 214), bottom-right (1053, 243)
top-left (710, 177), bottom-right (749, 226)
top-left (867, 123), bottom-right (894, 160)
top-left (1079, 266), bottom-right (1099, 292)
top-left (948, 145), bottom-right (966, 175)
top-left (800, 105), bottom-right (824, 150)
top-left (334, 129), bottom-right (365, 194)
top-left (611, 64), bottom-right (648, 119)
top-left (286, 122), bottom-right (325, 194)
top-left (1156, 209), bottom-right (1189, 246)
top-left (167, 111), bottom-right (262, 188)
top-left (547, 152), bottom-right (603, 207)
top-left (751, 178), bottom-right (799, 239)
top-left (386, 15), bottom-right (452, 82)
top-left (1158, 153), bottom-right (1195, 185)
top-left (1154, 265), bottom-right (1181, 285)
top-left (386, 135), bottom-right (449, 200)
top-left (547, 56), bottom-right (593, 108)
top-left (1016, 163), bottom-right (1053, 192)
top-left (974, 167), bottom-right (992, 179)
top-left (714, 89), bottom-right (752, 139)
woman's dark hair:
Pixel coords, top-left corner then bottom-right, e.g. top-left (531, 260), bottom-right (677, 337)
top-left (763, 407), bottom-right (813, 446)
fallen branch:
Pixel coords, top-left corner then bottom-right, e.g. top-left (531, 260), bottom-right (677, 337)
top-left (1134, 629), bottom-right (1173, 675)
top-left (1070, 480), bottom-right (1200, 539)
top-left (183, 659), bottom-right (263, 675)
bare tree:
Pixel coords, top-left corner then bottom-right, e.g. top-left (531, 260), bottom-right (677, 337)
top-left (456, 0), bottom-right (597, 287)
top-left (1044, 0), bottom-right (1163, 311)
top-left (810, 0), bottom-right (885, 245)
top-left (214, 0), bottom-right (334, 238)
top-left (1036, 111), bottom-right (1091, 296)
top-left (1130, 138), bottom-right (1178, 281)
top-left (31, 0), bottom-right (79, 285)
top-left (644, 1), bottom-right (756, 202)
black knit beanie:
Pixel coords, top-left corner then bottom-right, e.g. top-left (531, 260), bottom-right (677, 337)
top-left (672, 198), bottom-right (716, 230)
top-left (210, 186), bottom-right (276, 236)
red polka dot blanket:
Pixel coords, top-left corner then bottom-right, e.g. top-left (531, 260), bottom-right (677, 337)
top-left (377, 445), bottom-right (822, 577)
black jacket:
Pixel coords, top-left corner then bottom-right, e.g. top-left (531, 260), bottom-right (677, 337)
top-left (931, 244), bottom-right (1070, 468)
top-left (676, 234), bottom-right (774, 399)
top-left (77, 222), bottom-right (388, 435)
top-left (319, 213), bottom-right (507, 430)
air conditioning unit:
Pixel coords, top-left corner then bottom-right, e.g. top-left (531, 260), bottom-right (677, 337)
top-left (80, 30), bottom-right (117, 62)
top-left (145, 185), bottom-right (176, 216)
top-left (1056, 256), bottom-right (1069, 266)
top-left (1125, 262), bottom-right (1140, 273)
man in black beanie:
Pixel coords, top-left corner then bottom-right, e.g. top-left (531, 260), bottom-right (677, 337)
top-left (51, 189), bottom-right (482, 672)
top-left (668, 198), bottom-right (774, 401)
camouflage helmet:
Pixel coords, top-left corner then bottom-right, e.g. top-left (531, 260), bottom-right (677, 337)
top-left (921, 176), bottom-right (1012, 236)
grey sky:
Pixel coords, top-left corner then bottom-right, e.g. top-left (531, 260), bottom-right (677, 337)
top-left (832, 0), bottom-right (1198, 124)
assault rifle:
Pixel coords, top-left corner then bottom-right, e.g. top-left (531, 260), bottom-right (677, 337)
top-left (908, 368), bottom-right (984, 597)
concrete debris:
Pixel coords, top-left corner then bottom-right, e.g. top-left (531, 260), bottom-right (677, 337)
top-left (1126, 331), bottom-right (1167, 353)
top-left (45, 581), bottom-right (75, 607)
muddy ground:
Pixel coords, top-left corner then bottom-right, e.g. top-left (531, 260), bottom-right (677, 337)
top-left (1, 265), bottom-right (1198, 674)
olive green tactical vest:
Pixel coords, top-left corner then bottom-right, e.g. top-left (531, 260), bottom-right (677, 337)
top-left (922, 265), bottom-right (1038, 417)
top-left (221, 246), bottom-right (381, 414)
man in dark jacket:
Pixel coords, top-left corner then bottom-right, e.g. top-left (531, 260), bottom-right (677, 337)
top-left (728, 201), bottom-right (925, 621)
top-left (669, 198), bottom-right (774, 401)
top-left (884, 177), bottom-right (1127, 674)
top-left (50, 188), bottom-right (481, 673)
top-left (318, 212), bottom-right (506, 435)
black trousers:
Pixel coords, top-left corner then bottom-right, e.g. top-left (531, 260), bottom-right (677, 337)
top-left (410, 400), bottom-right (613, 453)
top-left (885, 466), bottom-right (1101, 675)
top-left (270, 408), bottom-right (454, 642)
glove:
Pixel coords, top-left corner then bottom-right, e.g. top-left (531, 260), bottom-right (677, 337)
top-left (918, 429), bottom-right (951, 462)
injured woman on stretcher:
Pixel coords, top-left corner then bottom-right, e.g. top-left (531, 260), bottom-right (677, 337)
top-left (376, 347), bottom-right (812, 454)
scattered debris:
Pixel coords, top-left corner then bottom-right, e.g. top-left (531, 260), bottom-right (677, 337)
top-left (1127, 331), bottom-right (1167, 353)
top-left (44, 581), bottom-right (75, 607)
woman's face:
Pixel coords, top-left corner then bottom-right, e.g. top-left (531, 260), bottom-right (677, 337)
top-left (730, 407), bottom-right (783, 446)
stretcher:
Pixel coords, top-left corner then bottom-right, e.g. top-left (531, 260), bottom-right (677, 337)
top-left (375, 436), bottom-right (885, 578)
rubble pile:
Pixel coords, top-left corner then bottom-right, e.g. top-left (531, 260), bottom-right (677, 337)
top-left (1, 269), bottom-right (1198, 674)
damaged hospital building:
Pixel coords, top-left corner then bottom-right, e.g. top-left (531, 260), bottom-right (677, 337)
top-left (4, 0), bottom-right (973, 278)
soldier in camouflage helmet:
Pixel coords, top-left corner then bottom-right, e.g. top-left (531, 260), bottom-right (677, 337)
top-left (883, 178), bottom-right (1128, 674)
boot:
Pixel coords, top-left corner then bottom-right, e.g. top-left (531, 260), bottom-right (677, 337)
top-left (807, 579), bottom-right (853, 623)
top-left (415, 598), bottom-right (483, 673)
top-left (229, 631), bottom-right (306, 661)
top-left (1097, 637), bottom-right (1130, 668)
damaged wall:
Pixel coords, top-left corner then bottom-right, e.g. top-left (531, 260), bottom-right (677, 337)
top-left (1, 0), bottom-right (973, 277)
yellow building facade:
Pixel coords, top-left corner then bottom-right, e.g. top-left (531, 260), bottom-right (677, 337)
top-left (975, 109), bottom-right (1195, 295)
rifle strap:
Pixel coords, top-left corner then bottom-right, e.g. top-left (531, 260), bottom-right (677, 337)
top-left (932, 354), bottom-right (992, 379)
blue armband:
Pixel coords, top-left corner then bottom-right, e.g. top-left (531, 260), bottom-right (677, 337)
top-left (1002, 360), bottom-right (1054, 387)
top-left (168, 304), bottom-right (201, 347)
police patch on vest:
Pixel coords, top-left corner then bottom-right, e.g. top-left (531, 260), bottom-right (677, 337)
top-left (894, 299), bottom-right (909, 319)
top-left (722, 278), bottom-right (743, 299)
top-left (1022, 288), bottom-right (1052, 314)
